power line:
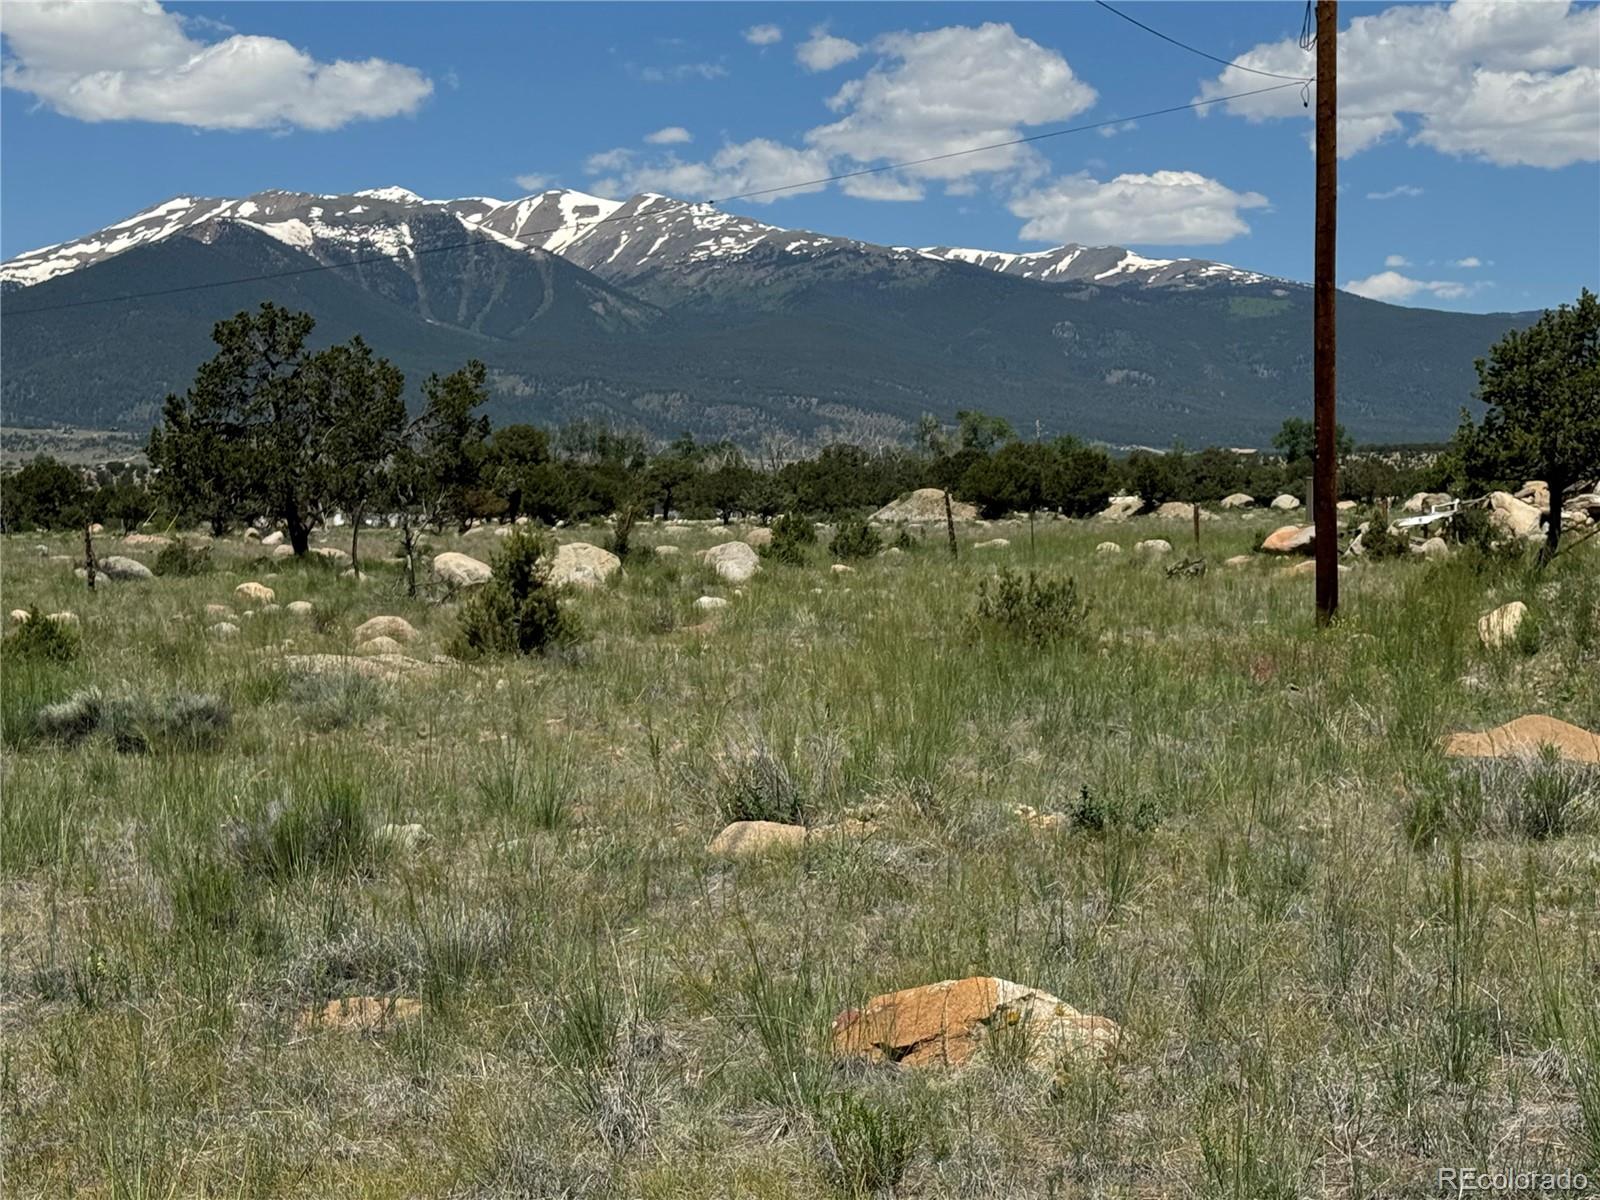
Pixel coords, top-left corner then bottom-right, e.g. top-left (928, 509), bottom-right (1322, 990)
top-left (4, 81), bottom-right (1307, 319)
top-left (1093, 1), bottom-right (1313, 82)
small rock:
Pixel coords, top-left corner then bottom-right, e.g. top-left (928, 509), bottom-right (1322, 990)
top-left (270, 544), bottom-right (295, 559)
top-left (550, 542), bottom-right (621, 589)
top-left (98, 555), bottom-right (154, 581)
top-left (235, 582), bottom-right (275, 606)
top-left (831, 976), bottom-right (1118, 1073)
top-left (431, 551), bottom-right (492, 589)
top-left (261, 530), bottom-right (285, 547)
top-left (294, 996), bottom-right (422, 1035)
top-left (694, 595), bottom-right (731, 612)
top-left (353, 615), bottom-right (416, 644)
top-left (1477, 600), bottom-right (1528, 649)
top-left (744, 527), bottom-right (774, 548)
top-left (1134, 539), bottom-right (1172, 555)
top-left (653, 544), bottom-right (680, 557)
top-left (1098, 496), bottom-right (1144, 521)
top-left (1013, 804), bottom-right (1068, 832)
top-left (357, 635), bottom-right (407, 657)
top-left (1219, 493), bottom-right (1255, 509)
top-left (708, 820), bottom-right (808, 858)
top-left (1416, 536), bottom-right (1449, 558)
top-left (879, 546), bottom-right (904, 557)
top-left (1261, 525), bottom-right (1313, 554)
top-left (9, 609), bottom-right (31, 624)
top-left (1336, 500), bottom-right (1358, 512)
top-left (47, 611), bottom-right (79, 626)
top-left (1443, 715), bottom-right (1599, 765)
top-left (312, 546), bottom-right (351, 565)
top-left (377, 823), bottom-right (430, 851)
top-left (831, 563), bottom-right (854, 574)
top-left (243, 528), bottom-right (261, 541)
top-left (1270, 494), bottom-right (1302, 511)
top-left (209, 622), bottom-right (240, 639)
top-left (1095, 542), bottom-right (1121, 555)
top-left (699, 541), bottom-right (761, 584)
top-left (286, 600), bottom-right (314, 617)
top-left (204, 603), bottom-right (232, 619)
top-left (1224, 554), bottom-right (1253, 568)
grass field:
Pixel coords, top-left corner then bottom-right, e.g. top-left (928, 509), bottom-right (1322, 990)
top-left (2, 513), bottom-right (1598, 1198)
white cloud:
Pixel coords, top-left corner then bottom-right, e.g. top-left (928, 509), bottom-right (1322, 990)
top-left (1008, 170), bottom-right (1269, 245)
top-left (1367, 184), bottom-right (1424, 200)
top-left (743, 24), bottom-right (783, 47)
top-left (1454, 256), bottom-right (1482, 268)
top-left (806, 23), bottom-right (1096, 185)
top-left (1384, 254), bottom-right (1411, 267)
top-left (0, 0), bottom-right (431, 131)
top-left (634, 62), bottom-right (727, 84)
top-left (513, 173), bottom-right (552, 192)
top-left (645, 125), bottom-right (692, 145)
top-left (588, 138), bottom-right (830, 204)
top-left (601, 23), bottom-right (1098, 206)
top-left (1344, 270), bottom-right (1483, 303)
top-left (796, 27), bottom-right (862, 73)
top-left (1196, 0), bottom-right (1599, 167)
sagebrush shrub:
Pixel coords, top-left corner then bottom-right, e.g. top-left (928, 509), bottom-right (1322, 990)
top-left (1069, 784), bottom-right (1163, 832)
top-left (1360, 523), bottom-right (1413, 560)
top-left (153, 538), bottom-right (212, 576)
top-left (2, 610), bottom-right (80, 663)
top-left (974, 569), bottom-right (1090, 645)
top-left (760, 512), bottom-right (816, 566)
top-left (820, 1091), bottom-right (921, 1199)
top-left (229, 775), bottom-right (377, 879)
top-left (712, 739), bottom-right (807, 825)
top-left (451, 530), bottom-right (579, 658)
top-left (829, 516), bottom-right (882, 561)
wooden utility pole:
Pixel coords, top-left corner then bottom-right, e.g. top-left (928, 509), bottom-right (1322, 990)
top-left (1313, 0), bottom-right (1339, 623)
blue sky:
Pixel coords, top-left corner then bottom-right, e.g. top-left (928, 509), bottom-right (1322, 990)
top-left (3, 1), bottom-right (1596, 312)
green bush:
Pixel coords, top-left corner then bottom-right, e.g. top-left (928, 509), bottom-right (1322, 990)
top-left (711, 740), bottom-right (807, 826)
top-left (829, 515), bottom-right (882, 561)
top-left (974, 569), bottom-right (1090, 646)
top-left (152, 537), bottom-right (211, 577)
top-left (819, 1091), bottom-right (921, 1199)
top-left (759, 512), bottom-right (816, 566)
top-left (1069, 784), bottom-right (1164, 833)
top-left (34, 687), bottom-right (230, 752)
top-left (1360, 522), bottom-right (1413, 560)
top-left (451, 530), bottom-right (579, 658)
top-left (2, 610), bottom-right (80, 663)
top-left (229, 774), bottom-right (378, 880)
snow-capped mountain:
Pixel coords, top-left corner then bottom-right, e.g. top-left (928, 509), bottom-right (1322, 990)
top-left (2, 184), bottom-right (1275, 295)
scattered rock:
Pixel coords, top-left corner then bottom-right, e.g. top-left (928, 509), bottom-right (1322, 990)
top-left (431, 551), bottom-right (492, 589)
top-left (261, 531), bottom-right (285, 547)
top-left (1488, 491), bottom-right (1542, 538)
top-left (973, 538), bottom-right (1010, 549)
top-left (281, 653), bottom-right (436, 683)
top-left (270, 544), bottom-right (295, 560)
top-left (879, 546), bottom-right (904, 557)
top-left (1095, 542), bottom-right (1121, 555)
top-left (1097, 495), bottom-right (1144, 521)
top-left (243, 528), bottom-right (261, 541)
top-left (1336, 499), bottom-right (1359, 512)
top-left (353, 615), bottom-right (416, 644)
top-left (871, 488), bottom-right (977, 524)
top-left (294, 996), bottom-right (422, 1035)
top-left (286, 600), bottom-right (314, 617)
top-left (1477, 600), bottom-right (1529, 649)
top-left (700, 541), bottom-right (761, 584)
top-left (121, 533), bottom-right (171, 549)
top-left (1013, 804), bottom-right (1068, 832)
top-left (209, 622), bottom-right (240, 639)
top-left (744, 527), bottom-right (774, 548)
top-left (47, 611), bottom-right (79, 626)
top-left (98, 556), bottom-right (154, 581)
top-left (550, 542), bottom-right (621, 589)
top-left (204, 603), bottom-right (232, 619)
top-left (1515, 480), bottom-right (1550, 510)
top-left (831, 976), bottom-right (1119, 1073)
top-left (653, 544), bottom-right (680, 557)
top-left (8, 609), bottom-right (30, 624)
top-left (1220, 493), bottom-right (1255, 509)
top-left (1402, 491), bottom-right (1454, 513)
top-left (1269, 494), bottom-right (1302, 511)
top-left (1284, 559), bottom-right (1350, 577)
top-left (694, 596), bottom-right (731, 612)
top-left (312, 546), bottom-right (351, 566)
top-left (1416, 536), bottom-right (1449, 558)
top-left (1443, 715), bottom-right (1600, 765)
top-left (831, 563), bottom-right (854, 574)
top-left (235, 581), bottom-right (275, 605)
top-left (1134, 539), bottom-right (1172, 555)
top-left (1261, 525), bottom-right (1313, 554)
top-left (1223, 554), bottom-right (1253, 568)
top-left (356, 635), bottom-right (407, 657)
top-left (1153, 501), bottom-right (1214, 522)
top-left (87, 523), bottom-right (103, 535)
top-left (708, 820), bottom-right (809, 858)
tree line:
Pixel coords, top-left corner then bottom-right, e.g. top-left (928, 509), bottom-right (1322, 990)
top-left (4, 293), bottom-right (1594, 559)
